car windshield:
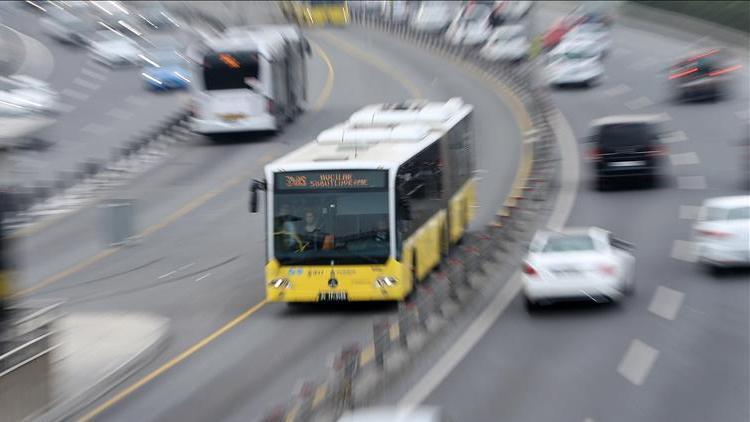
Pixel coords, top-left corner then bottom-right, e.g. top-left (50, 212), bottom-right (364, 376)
top-left (543, 235), bottom-right (595, 252)
top-left (597, 123), bottom-right (658, 148)
top-left (705, 206), bottom-right (750, 221)
top-left (272, 170), bottom-right (390, 265)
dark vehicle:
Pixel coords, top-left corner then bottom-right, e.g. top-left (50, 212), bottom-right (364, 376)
top-left (586, 115), bottom-right (668, 190)
top-left (668, 49), bottom-right (740, 102)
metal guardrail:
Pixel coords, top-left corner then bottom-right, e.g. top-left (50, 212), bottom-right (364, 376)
top-left (261, 10), bottom-right (561, 422)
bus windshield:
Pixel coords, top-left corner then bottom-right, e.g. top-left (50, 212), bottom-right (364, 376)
top-left (202, 51), bottom-right (259, 91)
top-left (273, 170), bottom-right (390, 265)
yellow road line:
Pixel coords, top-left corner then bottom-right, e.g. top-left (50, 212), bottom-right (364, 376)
top-left (78, 300), bottom-right (268, 421)
top-left (312, 384), bottom-right (328, 408)
top-left (284, 403), bottom-right (301, 422)
top-left (310, 40), bottom-right (335, 112)
top-left (389, 323), bottom-right (399, 341)
top-left (360, 344), bottom-right (375, 366)
top-left (315, 30), bottom-right (423, 99)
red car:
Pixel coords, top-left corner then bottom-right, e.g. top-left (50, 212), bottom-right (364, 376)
top-left (543, 17), bottom-right (576, 50)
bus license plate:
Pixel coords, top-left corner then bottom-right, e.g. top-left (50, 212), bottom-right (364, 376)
top-left (318, 292), bottom-right (348, 302)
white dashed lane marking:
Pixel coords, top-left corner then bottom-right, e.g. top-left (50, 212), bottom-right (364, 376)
top-left (80, 123), bottom-right (110, 135)
top-left (648, 286), bottom-right (685, 321)
top-left (625, 96), bottom-right (654, 110)
top-left (617, 339), bottom-right (659, 386)
top-left (158, 270), bottom-right (177, 279)
top-left (106, 108), bottom-right (134, 120)
top-left (61, 88), bottom-right (90, 101)
top-left (669, 152), bottom-right (700, 166)
top-left (671, 240), bottom-right (697, 262)
top-left (195, 273), bottom-right (211, 282)
top-left (660, 130), bottom-right (687, 143)
top-left (679, 205), bottom-right (701, 220)
top-left (677, 175), bottom-right (706, 190)
top-left (73, 77), bottom-right (101, 90)
top-left (603, 84), bottom-right (631, 97)
top-left (81, 67), bottom-right (108, 81)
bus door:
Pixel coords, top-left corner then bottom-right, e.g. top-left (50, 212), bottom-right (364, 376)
top-left (201, 51), bottom-right (269, 121)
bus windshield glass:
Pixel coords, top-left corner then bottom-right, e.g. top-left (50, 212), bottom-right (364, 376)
top-left (202, 51), bottom-right (259, 91)
top-left (273, 170), bottom-right (390, 265)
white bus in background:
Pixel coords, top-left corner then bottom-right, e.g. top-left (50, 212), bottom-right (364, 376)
top-left (189, 25), bottom-right (310, 138)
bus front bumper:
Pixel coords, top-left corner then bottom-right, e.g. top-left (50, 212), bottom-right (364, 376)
top-left (266, 286), bottom-right (409, 302)
top-left (191, 115), bottom-right (277, 134)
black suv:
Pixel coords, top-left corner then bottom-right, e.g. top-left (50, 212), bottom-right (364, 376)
top-left (587, 115), bottom-right (667, 190)
top-left (668, 49), bottom-right (738, 102)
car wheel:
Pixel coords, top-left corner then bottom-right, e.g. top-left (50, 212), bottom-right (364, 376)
top-left (596, 177), bottom-right (609, 191)
top-left (524, 297), bottom-right (538, 312)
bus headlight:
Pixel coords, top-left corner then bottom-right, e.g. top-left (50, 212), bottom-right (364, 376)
top-left (268, 278), bottom-right (292, 289)
top-left (375, 276), bottom-right (397, 288)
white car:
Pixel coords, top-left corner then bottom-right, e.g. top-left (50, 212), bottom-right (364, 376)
top-left (381, 0), bottom-right (410, 24)
top-left (522, 227), bottom-right (635, 310)
top-left (545, 39), bottom-right (604, 86)
top-left (88, 30), bottom-right (143, 67)
top-left (693, 196), bottom-right (750, 271)
top-left (563, 22), bottom-right (612, 57)
top-left (0, 75), bottom-right (59, 117)
top-left (39, 8), bottom-right (95, 45)
top-left (410, 2), bottom-right (454, 33)
top-left (338, 406), bottom-right (449, 422)
top-left (480, 24), bottom-right (529, 62)
top-left (445, 4), bottom-right (493, 46)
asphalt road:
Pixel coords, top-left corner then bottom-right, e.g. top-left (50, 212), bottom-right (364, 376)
top-left (1, 2), bottom-right (187, 190)
top-left (382, 5), bottom-right (750, 422)
top-left (16, 18), bottom-right (526, 422)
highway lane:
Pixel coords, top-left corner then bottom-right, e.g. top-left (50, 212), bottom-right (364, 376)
top-left (383, 5), bottom-right (749, 422)
top-left (3, 3), bottom-right (186, 189)
top-left (18, 22), bottom-right (526, 422)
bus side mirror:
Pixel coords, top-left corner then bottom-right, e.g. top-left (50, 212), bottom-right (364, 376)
top-left (249, 179), bottom-right (266, 213)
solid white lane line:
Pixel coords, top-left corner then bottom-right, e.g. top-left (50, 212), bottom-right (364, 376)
top-left (195, 273), bottom-right (211, 282)
top-left (660, 130), bottom-right (687, 143)
top-left (671, 240), bottom-right (697, 263)
top-left (399, 274), bottom-right (523, 409)
top-left (73, 77), bottom-right (101, 90)
top-left (625, 96), bottom-right (654, 110)
top-left (679, 205), bottom-right (701, 220)
top-left (81, 68), bottom-right (108, 81)
top-left (617, 339), bottom-right (659, 386)
top-left (81, 123), bottom-right (109, 135)
top-left (648, 286), bottom-right (685, 321)
top-left (61, 88), bottom-right (90, 101)
top-left (603, 84), bottom-right (631, 97)
top-left (677, 175), bottom-right (706, 190)
top-left (546, 110), bottom-right (580, 231)
top-left (158, 270), bottom-right (176, 279)
top-left (669, 152), bottom-right (700, 166)
top-left (106, 108), bottom-right (134, 120)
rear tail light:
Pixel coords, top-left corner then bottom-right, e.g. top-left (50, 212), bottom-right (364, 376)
top-left (598, 264), bottom-right (616, 276)
top-left (587, 147), bottom-right (602, 161)
top-left (267, 99), bottom-right (274, 113)
top-left (669, 67), bottom-right (698, 80)
top-left (709, 64), bottom-right (742, 77)
top-left (522, 263), bottom-right (538, 276)
top-left (646, 145), bottom-right (667, 157)
top-left (696, 229), bottom-right (731, 239)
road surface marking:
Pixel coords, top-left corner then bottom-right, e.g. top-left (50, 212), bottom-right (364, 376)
top-left (61, 88), bottom-right (90, 101)
top-left (648, 286), bottom-right (685, 321)
top-left (603, 84), bottom-right (631, 97)
top-left (81, 67), bottom-right (108, 81)
top-left (316, 30), bottom-right (422, 98)
top-left (584, 419), bottom-right (595, 422)
top-left (399, 274), bottom-right (523, 410)
top-left (78, 300), bottom-right (268, 421)
top-left (195, 273), bottom-right (211, 282)
top-left (308, 40), bottom-right (334, 112)
top-left (677, 175), bottom-right (706, 190)
top-left (625, 96), bottom-right (654, 110)
top-left (671, 240), bottom-right (697, 263)
top-left (179, 263), bottom-right (195, 271)
top-left (734, 109), bottom-right (750, 120)
top-left (312, 385), bottom-right (328, 407)
top-left (547, 111), bottom-right (580, 230)
top-left (660, 130), bottom-right (687, 143)
top-left (157, 270), bottom-right (176, 279)
top-left (24, 0), bottom-right (45, 11)
top-left (679, 205), bottom-right (701, 220)
top-left (81, 123), bottom-right (110, 135)
top-left (669, 152), bottom-right (699, 166)
top-left (617, 339), bottom-right (659, 386)
top-left (125, 95), bottom-right (149, 107)
top-left (57, 103), bottom-right (77, 113)
top-left (73, 77), bottom-right (101, 90)
top-left (106, 108), bottom-right (134, 120)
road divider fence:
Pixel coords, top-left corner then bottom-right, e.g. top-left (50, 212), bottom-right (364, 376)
top-left (261, 9), bottom-right (561, 422)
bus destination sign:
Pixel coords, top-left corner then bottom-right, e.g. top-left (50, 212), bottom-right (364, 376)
top-left (276, 170), bottom-right (386, 190)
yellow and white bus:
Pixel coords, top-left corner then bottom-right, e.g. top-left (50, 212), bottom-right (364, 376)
top-left (250, 98), bottom-right (476, 302)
